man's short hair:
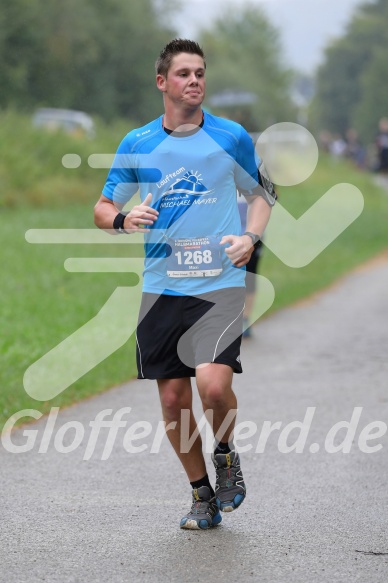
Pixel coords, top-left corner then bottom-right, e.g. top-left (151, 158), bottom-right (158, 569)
top-left (156, 38), bottom-right (206, 77)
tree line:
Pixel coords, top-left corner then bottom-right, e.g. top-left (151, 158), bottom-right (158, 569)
top-left (0, 0), bottom-right (178, 122)
top-left (311, 0), bottom-right (388, 144)
top-left (0, 0), bottom-right (294, 129)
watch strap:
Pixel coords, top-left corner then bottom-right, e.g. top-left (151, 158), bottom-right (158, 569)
top-left (243, 231), bottom-right (261, 248)
top-left (113, 212), bottom-right (127, 233)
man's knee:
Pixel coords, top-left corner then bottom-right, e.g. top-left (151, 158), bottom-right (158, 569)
top-left (196, 364), bottom-right (234, 409)
top-left (158, 379), bottom-right (192, 422)
top-left (198, 379), bottom-right (229, 409)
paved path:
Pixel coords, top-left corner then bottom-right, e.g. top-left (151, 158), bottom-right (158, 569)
top-left (1, 257), bottom-right (388, 583)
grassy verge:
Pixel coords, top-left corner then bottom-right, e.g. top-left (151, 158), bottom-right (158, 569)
top-left (258, 154), bottom-right (388, 313)
top-left (1, 144), bottom-right (388, 429)
top-left (0, 204), bottom-right (140, 424)
top-left (0, 108), bottom-right (131, 208)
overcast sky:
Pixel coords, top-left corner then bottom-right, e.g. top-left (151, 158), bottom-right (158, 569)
top-left (173, 0), bottom-right (365, 73)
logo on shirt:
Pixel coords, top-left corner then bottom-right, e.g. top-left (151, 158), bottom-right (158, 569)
top-left (136, 129), bottom-right (151, 137)
top-left (162, 171), bottom-right (215, 198)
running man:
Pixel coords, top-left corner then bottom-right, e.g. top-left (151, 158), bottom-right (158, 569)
top-left (94, 39), bottom-right (276, 530)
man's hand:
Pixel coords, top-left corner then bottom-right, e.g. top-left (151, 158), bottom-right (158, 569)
top-left (220, 234), bottom-right (254, 268)
top-left (123, 193), bottom-right (159, 233)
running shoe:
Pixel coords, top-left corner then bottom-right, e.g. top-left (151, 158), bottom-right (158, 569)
top-left (212, 450), bottom-right (246, 512)
top-left (180, 486), bottom-right (222, 530)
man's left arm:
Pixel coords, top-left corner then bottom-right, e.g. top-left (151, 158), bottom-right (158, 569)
top-left (221, 127), bottom-right (276, 266)
top-left (221, 194), bottom-right (272, 268)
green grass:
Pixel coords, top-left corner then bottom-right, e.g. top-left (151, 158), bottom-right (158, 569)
top-left (1, 119), bottom-right (388, 429)
top-left (258, 155), bottom-right (388, 313)
top-left (0, 204), bottom-right (141, 423)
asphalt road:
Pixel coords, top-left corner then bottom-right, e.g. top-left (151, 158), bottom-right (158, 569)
top-left (1, 256), bottom-right (388, 583)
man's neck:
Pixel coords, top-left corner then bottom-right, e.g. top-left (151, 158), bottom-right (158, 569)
top-left (163, 107), bottom-right (203, 132)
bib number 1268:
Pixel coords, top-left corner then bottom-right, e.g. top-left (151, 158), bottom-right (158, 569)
top-left (174, 249), bottom-right (213, 265)
top-left (167, 236), bottom-right (222, 277)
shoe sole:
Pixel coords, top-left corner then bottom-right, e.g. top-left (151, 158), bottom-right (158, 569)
top-left (181, 519), bottom-right (202, 530)
top-left (216, 492), bottom-right (245, 512)
top-left (180, 514), bottom-right (222, 530)
top-left (220, 505), bottom-right (235, 512)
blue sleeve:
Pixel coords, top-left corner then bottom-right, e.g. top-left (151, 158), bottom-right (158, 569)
top-left (235, 127), bottom-right (277, 206)
top-left (234, 127), bottom-right (261, 195)
top-left (102, 134), bottom-right (139, 206)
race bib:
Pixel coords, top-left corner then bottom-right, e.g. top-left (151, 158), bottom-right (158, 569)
top-left (166, 236), bottom-right (222, 278)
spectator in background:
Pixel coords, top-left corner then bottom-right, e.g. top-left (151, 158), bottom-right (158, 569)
top-left (329, 133), bottom-right (347, 159)
top-left (237, 191), bottom-right (264, 338)
top-left (318, 130), bottom-right (332, 153)
top-left (345, 128), bottom-right (366, 169)
top-left (376, 117), bottom-right (388, 174)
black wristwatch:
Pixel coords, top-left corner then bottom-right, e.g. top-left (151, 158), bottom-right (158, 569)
top-left (243, 231), bottom-right (261, 249)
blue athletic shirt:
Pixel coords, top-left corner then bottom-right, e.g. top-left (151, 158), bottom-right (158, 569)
top-left (102, 112), bottom-right (260, 296)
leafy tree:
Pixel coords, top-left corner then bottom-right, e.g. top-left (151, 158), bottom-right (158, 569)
top-left (355, 47), bottom-right (388, 142)
top-left (0, 0), bottom-right (45, 108)
top-left (199, 4), bottom-right (295, 131)
top-left (312, 0), bottom-right (388, 142)
top-left (72, 0), bottom-right (179, 121)
top-left (0, 0), bottom-right (177, 122)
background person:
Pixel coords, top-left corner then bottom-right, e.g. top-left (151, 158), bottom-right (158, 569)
top-left (376, 117), bottom-right (388, 174)
top-left (237, 190), bottom-right (264, 338)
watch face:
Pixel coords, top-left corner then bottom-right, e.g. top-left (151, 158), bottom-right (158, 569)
top-left (245, 232), bottom-right (259, 245)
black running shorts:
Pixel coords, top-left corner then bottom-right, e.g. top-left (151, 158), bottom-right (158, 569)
top-left (136, 287), bottom-right (245, 379)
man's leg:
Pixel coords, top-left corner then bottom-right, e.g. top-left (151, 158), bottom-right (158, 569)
top-left (157, 377), bottom-right (222, 530)
top-left (157, 377), bottom-right (206, 481)
top-left (195, 363), bottom-right (237, 442)
top-left (196, 363), bottom-right (246, 513)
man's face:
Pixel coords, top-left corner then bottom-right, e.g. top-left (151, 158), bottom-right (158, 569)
top-left (157, 52), bottom-right (206, 107)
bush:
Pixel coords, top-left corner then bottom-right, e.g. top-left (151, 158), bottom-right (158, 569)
top-left (0, 109), bottom-right (134, 208)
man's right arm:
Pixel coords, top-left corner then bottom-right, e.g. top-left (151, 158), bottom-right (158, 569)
top-left (94, 193), bottom-right (158, 234)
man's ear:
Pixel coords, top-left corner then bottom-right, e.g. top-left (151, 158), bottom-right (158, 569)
top-left (156, 74), bottom-right (167, 92)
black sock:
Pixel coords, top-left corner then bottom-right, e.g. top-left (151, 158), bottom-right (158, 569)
top-left (190, 474), bottom-right (215, 497)
top-left (214, 441), bottom-right (232, 455)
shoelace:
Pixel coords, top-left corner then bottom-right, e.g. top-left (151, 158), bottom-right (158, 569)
top-left (216, 464), bottom-right (238, 487)
top-left (191, 499), bottom-right (215, 515)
